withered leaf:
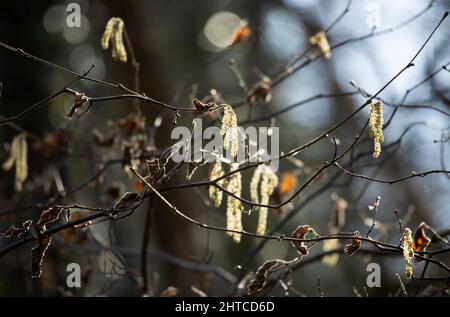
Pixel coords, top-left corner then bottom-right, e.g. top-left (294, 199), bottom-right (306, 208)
top-left (290, 225), bottom-right (317, 255)
top-left (0, 219), bottom-right (32, 239)
top-left (247, 80), bottom-right (272, 106)
top-left (145, 158), bottom-right (166, 185)
top-left (31, 232), bottom-right (52, 279)
top-left (247, 259), bottom-right (286, 296)
top-left (66, 92), bottom-right (88, 120)
top-left (192, 99), bottom-right (218, 112)
top-left (37, 207), bottom-right (63, 230)
top-left (92, 129), bottom-right (116, 148)
top-left (113, 192), bottom-right (140, 211)
top-left (413, 222), bottom-right (431, 253)
top-left (344, 231), bottom-right (361, 256)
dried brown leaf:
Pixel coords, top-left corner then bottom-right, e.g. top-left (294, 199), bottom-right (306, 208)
top-left (31, 232), bottom-right (52, 279)
top-left (37, 207), bottom-right (63, 230)
top-left (344, 231), bottom-right (361, 256)
top-left (247, 259), bottom-right (286, 296)
top-left (290, 225), bottom-right (317, 255)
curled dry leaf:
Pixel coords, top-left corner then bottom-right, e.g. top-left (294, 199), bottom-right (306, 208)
top-left (247, 80), bottom-right (272, 106)
top-left (344, 231), bottom-right (361, 256)
top-left (113, 192), bottom-right (140, 212)
top-left (31, 231), bottom-right (52, 279)
top-left (413, 222), bottom-right (431, 253)
top-left (192, 98), bottom-right (219, 112)
top-left (66, 92), bottom-right (89, 120)
top-left (0, 220), bottom-right (32, 239)
top-left (37, 207), bottom-right (63, 230)
top-left (290, 225), bottom-right (318, 256)
top-left (247, 259), bottom-right (287, 296)
top-left (145, 158), bottom-right (166, 185)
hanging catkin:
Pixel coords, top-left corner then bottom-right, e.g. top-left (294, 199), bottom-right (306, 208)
top-left (226, 165), bottom-right (243, 243)
top-left (208, 161), bottom-right (225, 207)
top-left (220, 105), bottom-right (238, 157)
top-left (101, 17), bottom-right (127, 63)
top-left (369, 100), bottom-right (384, 158)
top-left (2, 133), bottom-right (28, 192)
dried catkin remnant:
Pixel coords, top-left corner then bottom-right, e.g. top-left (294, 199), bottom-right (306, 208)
top-left (369, 100), bottom-right (384, 158)
top-left (2, 133), bottom-right (28, 192)
top-left (101, 17), bottom-right (127, 63)
top-left (208, 161), bottom-right (225, 207)
top-left (226, 165), bottom-right (243, 243)
top-left (309, 31), bottom-right (331, 59)
top-left (402, 228), bottom-right (414, 279)
top-left (344, 231), bottom-right (361, 256)
top-left (220, 105), bottom-right (238, 157)
top-left (249, 165), bottom-right (278, 235)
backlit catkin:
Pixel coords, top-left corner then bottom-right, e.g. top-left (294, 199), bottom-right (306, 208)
top-left (250, 165), bottom-right (278, 235)
top-left (208, 161), bottom-right (225, 207)
top-left (309, 31), bottom-right (331, 59)
top-left (1, 133), bottom-right (28, 192)
top-left (220, 105), bottom-right (238, 157)
top-left (226, 165), bottom-right (243, 243)
top-left (369, 100), bottom-right (384, 158)
top-left (402, 228), bottom-right (414, 279)
top-left (101, 17), bottom-right (127, 63)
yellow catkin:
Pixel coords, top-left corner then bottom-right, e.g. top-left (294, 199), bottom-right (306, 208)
top-left (369, 100), bottom-right (384, 158)
top-left (209, 161), bottom-right (225, 207)
top-left (220, 105), bottom-right (238, 157)
top-left (310, 31), bottom-right (331, 59)
top-left (2, 134), bottom-right (28, 192)
top-left (250, 165), bottom-right (263, 204)
top-left (101, 17), bottom-right (127, 63)
top-left (226, 165), bottom-right (243, 243)
top-left (253, 165), bottom-right (278, 235)
top-left (322, 239), bottom-right (340, 266)
top-left (402, 228), bottom-right (414, 279)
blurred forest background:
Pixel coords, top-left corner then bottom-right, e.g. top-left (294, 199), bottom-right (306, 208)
top-left (1, 0), bottom-right (450, 297)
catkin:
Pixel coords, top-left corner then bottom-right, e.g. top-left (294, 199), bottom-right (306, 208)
top-left (250, 165), bottom-right (278, 235)
top-left (2, 133), bottom-right (28, 192)
top-left (226, 165), bottom-right (243, 243)
top-left (402, 228), bottom-right (414, 279)
top-left (101, 17), bottom-right (127, 63)
top-left (220, 105), bottom-right (238, 157)
top-left (369, 100), bottom-right (384, 158)
top-left (309, 31), bottom-right (331, 59)
top-left (208, 161), bottom-right (225, 207)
